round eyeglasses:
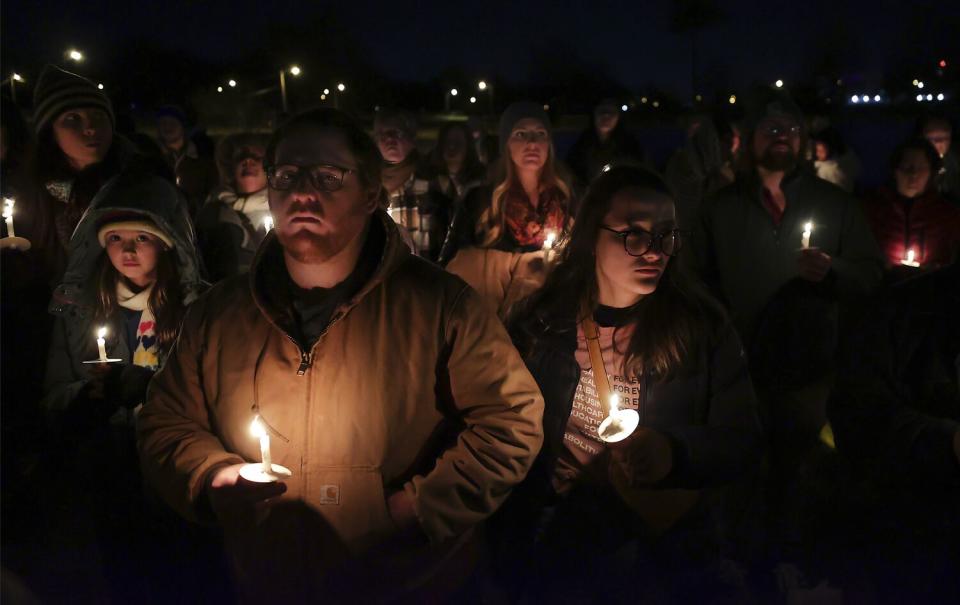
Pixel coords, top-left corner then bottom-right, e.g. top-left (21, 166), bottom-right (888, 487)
top-left (600, 226), bottom-right (683, 257)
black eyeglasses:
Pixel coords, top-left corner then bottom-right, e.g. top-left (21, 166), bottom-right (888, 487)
top-left (265, 164), bottom-right (356, 192)
top-left (600, 225), bottom-right (683, 257)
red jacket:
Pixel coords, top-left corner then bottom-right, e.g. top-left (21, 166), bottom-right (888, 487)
top-left (863, 187), bottom-right (960, 271)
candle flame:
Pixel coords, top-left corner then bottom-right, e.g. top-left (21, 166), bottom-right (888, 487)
top-left (2, 197), bottom-right (13, 219)
top-left (250, 416), bottom-right (267, 438)
top-left (263, 216), bottom-right (274, 231)
top-left (803, 222), bottom-right (813, 234)
top-left (906, 249), bottom-right (915, 263)
top-left (609, 393), bottom-right (620, 414)
top-left (543, 230), bottom-right (557, 250)
top-left (97, 327), bottom-right (107, 338)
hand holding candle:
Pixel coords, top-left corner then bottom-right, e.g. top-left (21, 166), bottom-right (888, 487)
top-left (239, 415), bottom-right (292, 483)
top-left (1, 197), bottom-right (31, 251)
top-left (598, 392), bottom-right (640, 443)
top-left (542, 229), bottom-right (558, 263)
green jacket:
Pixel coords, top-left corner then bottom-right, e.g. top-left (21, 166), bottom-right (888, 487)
top-left (691, 170), bottom-right (882, 345)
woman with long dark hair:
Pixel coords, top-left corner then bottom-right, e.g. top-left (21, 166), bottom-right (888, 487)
top-left (443, 102), bottom-right (573, 319)
top-left (495, 165), bottom-right (763, 603)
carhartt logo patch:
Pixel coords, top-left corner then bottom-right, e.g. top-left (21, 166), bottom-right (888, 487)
top-left (320, 484), bottom-right (340, 505)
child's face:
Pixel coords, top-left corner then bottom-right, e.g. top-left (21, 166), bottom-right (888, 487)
top-left (104, 229), bottom-right (165, 287)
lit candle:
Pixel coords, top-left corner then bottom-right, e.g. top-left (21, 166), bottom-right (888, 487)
top-left (901, 248), bottom-right (920, 267)
top-left (608, 393), bottom-right (620, 416)
top-left (801, 221), bottom-right (813, 249)
top-left (250, 416), bottom-right (272, 474)
top-left (263, 215), bottom-right (274, 231)
top-left (3, 198), bottom-right (16, 238)
top-left (96, 327), bottom-right (108, 362)
top-left (543, 229), bottom-right (557, 262)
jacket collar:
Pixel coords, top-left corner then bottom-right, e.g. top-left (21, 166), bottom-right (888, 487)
top-left (248, 208), bottom-right (410, 339)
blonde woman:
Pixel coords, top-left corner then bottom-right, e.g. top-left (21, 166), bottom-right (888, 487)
top-left (443, 102), bottom-right (573, 318)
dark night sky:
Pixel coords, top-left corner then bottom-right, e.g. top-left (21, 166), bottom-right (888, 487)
top-left (3, 0), bottom-right (959, 97)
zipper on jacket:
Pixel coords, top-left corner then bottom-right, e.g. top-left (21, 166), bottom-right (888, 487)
top-left (296, 350), bottom-right (312, 376)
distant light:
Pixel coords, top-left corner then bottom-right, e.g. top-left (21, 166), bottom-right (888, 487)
top-left (543, 104), bottom-right (550, 111)
top-left (289, 65), bottom-right (301, 76)
top-left (912, 79), bottom-right (919, 86)
top-left (67, 49), bottom-right (83, 62)
top-left (917, 81), bottom-right (924, 89)
top-left (217, 86), bottom-right (223, 93)
top-left (861, 95), bottom-right (870, 103)
top-left (97, 83), bottom-right (104, 90)
top-left (939, 59), bottom-right (947, 68)
top-left (450, 88), bottom-right (458, 96)
top-left (478, 80), bottom-right (487, 91)
top-left (621, 104), bottom-right (628, 112)
top-left (337, 83), bottom-right (345, 92)
top-left (323, 88), bottom-right (330, 95)
top-left (640, 96), bottom-right (648, 104)
top-left (695, 94), bottom-right (702, 102)
top-left (851, 95), bottom-right (860, 103)
top-left (374, 105), bottom-right (380, 112)
top-left (320, 94), bottom-right (326, 100)
top-left (728, 95), bottom-right (737, 104)
top-left (926, 94), bottom-right (933, 101)
top-left (836, 79), bottom-right (842, 86)
top-left (873, 94), bottom-right (881, 102)
top-left (601, 164), bottom-right (612, 173)
top-left (652, 100), bottom-right (660, 108)
top-left (916, 94), bottom-right (924, 102)
top-left (775, 79), bottom-right (784, 88)
top-left (469, 96), bottom-right (477, 104)
top-left (228, 79), bottom-right (237, 88)
top-left (12, 73), bottom-right (24, 82)
top-left (937, 93), bottom-right (945, 101)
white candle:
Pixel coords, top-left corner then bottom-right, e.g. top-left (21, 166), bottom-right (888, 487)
top-left (263, 215), bottom-right (274, 231)
top-left (801, 221), bottom-right (813, 249)
top-left (3, 198), bottom-right (15, 239)
top-left (901, 248), bottom-right (920, 267)
top-left (96, 327), bottom-right (108, 362)
top-left (608, 393), bottom-right (620, 416)
top-left (250, 416), bottom-right (272, 474)
top-left (543, 229), bottom-right (557, 262)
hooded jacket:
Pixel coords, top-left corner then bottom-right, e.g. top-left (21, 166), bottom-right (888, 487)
top-left (41, 172), bottom-right (202, 416)
top-left (136, 209), bottom-right (544, 600)
top-left (195, 186), bottom-right (270, 282)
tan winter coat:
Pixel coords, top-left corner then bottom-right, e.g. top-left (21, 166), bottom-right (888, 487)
top-left (447, 247), bottom-right (552, 320)
top-left (138, 210), bottom-right (544, 601)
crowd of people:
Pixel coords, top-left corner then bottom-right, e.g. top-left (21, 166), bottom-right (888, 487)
top-left (1, 64), bottom-right (958, 604)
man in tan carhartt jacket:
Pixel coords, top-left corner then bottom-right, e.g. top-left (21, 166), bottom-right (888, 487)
top-left (137, 109), bottom-right (544, 602)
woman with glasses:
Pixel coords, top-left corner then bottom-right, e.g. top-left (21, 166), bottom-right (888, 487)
top-left (492, 165), bottom-right (762, 603)
top-left (442, 102), bottom-right (573, 319)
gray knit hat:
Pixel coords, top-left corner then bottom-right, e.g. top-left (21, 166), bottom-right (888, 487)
top-left (33, 65), bottom-right (115, 134)
top-left (498, 101), bottom-right (552, 150)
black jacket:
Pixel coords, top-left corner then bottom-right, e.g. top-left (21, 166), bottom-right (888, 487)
top-left (829, 263), bottom-right (960, 487)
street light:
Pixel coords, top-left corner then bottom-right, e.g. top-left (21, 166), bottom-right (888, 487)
top-left (228, 79), bottom-right (237, 88)
top-left (334, 83), bottom-right (346, 108)
top-left (775, 79), bottom-right (784, 88)
top-left (337, 83), bottom-right (345, 92)
top-left (7, 72), bottom-right (25, 103)
top-left (917, 81), bottom-right (925, 89)
top-left (478, 80), bottom-right (487, 91)
top-left (470, 96), bottom-right (477, 104)
top-left (621, 104), bottom-right (628, 112)
top-left (323, 88), bottom-right (330, 95)
top-left (445, 88), bottom-right (458, 112)
top-left (217, 86), bottom-right (223, 93)
top-left (728, 95), bottom-right (737, 104)
top-left (67, 49), bottom-right (84, 62)
top-left (97, 83), bottom-right (104, 90)
top-left (937, 93), bottom-right (945, 101)
top-left (477, 79), bottom-right (494, 114)
top-left (279, 65), bottom-right (303, 113)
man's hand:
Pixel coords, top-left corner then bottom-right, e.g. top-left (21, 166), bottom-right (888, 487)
top-left (205, 464), bottom-right (287, 532)
top-left (798, 247), bottom-right (832, 282)
top-left (386, 489), bottom-right (419, 532)
top-left (609, 428), bottom-right (674, 487)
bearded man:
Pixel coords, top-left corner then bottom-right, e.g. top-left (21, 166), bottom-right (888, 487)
top-left (689, 87), bottom-right (882, 592)
top-left (138, 109), bottom-right (544, 602)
